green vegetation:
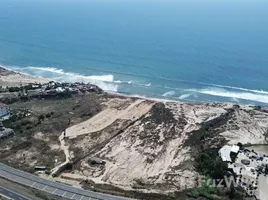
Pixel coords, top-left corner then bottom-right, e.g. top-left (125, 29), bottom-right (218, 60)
top-left (184, 108), bottom-right (235, 150)
top-left (183, 106), bottom-right (249, 199)
top-left (147, 102), bottom-right (176, 124)
top-left (190, 148), bottom-right (247, 200)
top-left (38, 114), bottom-right (45, 121)
top-left (188, 183), bottom-right (217, 200)
top-left (0, 94), bottom-right (103, 175)
top-left (8, 86), bottom-right (21, 92)
top-left (195, 148), bottom-right (228, 179)
top-left (82, 181), bottom-right (190, 200)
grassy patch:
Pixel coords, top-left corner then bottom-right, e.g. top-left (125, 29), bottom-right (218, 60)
top-left (0, 94), bottom-right (103, 172)
top-left (184, 108), bottom-right (235, 150)
top-left (82, 181), bottom-right (190, 200)
top-left (144, 102), bottom-right (176, 124)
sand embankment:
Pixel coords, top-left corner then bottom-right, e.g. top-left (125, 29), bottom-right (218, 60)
top-left (51, 101), bottom-right (268, 194)
top-left (0, 67), bottom-right (49, 87)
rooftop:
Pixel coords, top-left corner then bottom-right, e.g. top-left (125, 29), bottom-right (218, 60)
top-left (0, 103), bottom-right (7, 108)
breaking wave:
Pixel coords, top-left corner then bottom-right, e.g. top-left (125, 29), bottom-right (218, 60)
top-left (3, 65), bottom-right (118, 92)
top-left (2, 64), bottom-right (268, 105)
top-left (188, 88), bottom-right (268, 104)
top-left (85, 66), bottom-right (268, 95)
top-left (129, 94), bottom-right (174, 102)
top-left (204, 83), bottom-right (268, 95)
top-left (178, 93), bottom-right (191, 100)
top-left (162, 91), bottom-right (175, 97)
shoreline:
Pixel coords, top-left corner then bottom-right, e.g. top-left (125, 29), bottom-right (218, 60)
top-left (0, 66), bottom-right (263, 107)
top-left (0, 66), bottom-right (49, 88)
top-left (0, 66), bottom-right (195, 105)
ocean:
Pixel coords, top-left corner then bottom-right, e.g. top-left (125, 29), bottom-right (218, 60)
top-left (0, 0), bottom-right (268, 105)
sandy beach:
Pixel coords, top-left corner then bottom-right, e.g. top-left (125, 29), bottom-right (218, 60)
top-left (0, 67), bottom-right (49, 87)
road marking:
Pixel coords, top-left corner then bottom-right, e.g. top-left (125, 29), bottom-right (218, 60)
top-left (52, 189), bottom-right (57, 194)
top-left (62, 191), bottom-right (66, 197)
top-left (0, 193), bottom-right (12, 200)
top-left (42, 186), bottom-right (47, 191)
top-left (31, 182), bottom-right (36, 187)
top-left (0, 163), bottom-right (131, 200)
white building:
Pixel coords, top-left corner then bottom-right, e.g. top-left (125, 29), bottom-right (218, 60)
top-left (0, 103), bottom-right (9, 119)
top-left (219, 145), bottom-right (240, 162)
top-left (219, 145), bottom-right (232, 162)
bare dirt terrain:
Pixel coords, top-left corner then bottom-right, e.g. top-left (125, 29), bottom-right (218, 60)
top-left (47, 101), bottom-right (268, 197)
top-left (1, 91), bottom-right (268, 199)
top-left (1, 69), bottom-right (268, 199)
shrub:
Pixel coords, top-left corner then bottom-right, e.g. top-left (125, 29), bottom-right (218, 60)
top-left (195, 148), bottom-right (228, 180)
top-left (8, 87), bottom-right (21, 92)
top-left (26, 125), bottom-right (32, 130)
top-left (15, 124), bottom-right (22, 130)
top-left (253, 105), bottom-right (261, 111)
top-left (21, 120), bottom-right (32, 126)
top-left (191, 189), bottom-right (200, 198)
top-left (265, 165), bottom-right (268, 175)
top-left (38, 115), bottom-right (45, 121)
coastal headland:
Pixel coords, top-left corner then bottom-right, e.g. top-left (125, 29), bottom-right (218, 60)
top-left (1, 67), bottom-right (268, 200)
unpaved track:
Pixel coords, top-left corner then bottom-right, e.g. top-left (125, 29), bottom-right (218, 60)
top-left (66, 99), bottom-right (154, 139)
top-left (52, 99), bottom-right (154, 174)
top-left (51, 132), bottom-right (72, 175)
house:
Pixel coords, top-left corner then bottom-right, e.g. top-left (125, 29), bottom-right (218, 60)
top-left (219, 145), bottom-right (240, 162)
top-left (0, 103), bottom-right (9, 119)
top-left (231, 145), bottom-right (240, 154)
top-left (219, 145), bottom-right (232, 162)
top-left (0, 122), bottom-right (14, 139)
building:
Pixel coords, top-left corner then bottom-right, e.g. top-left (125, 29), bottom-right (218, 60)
top-left (219, 145), bottom-right (232, 162)
top-left (0, 103), bottom-right (9, 119)
top-left (0, 122), bottom-right (14, 139)
top-left (219, 145), bottom-right (240, 162)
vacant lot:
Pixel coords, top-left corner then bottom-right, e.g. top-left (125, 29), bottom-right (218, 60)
top-left (0, 93), bottom-right (104, 171)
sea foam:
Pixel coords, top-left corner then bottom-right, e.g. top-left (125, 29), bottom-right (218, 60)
top-left (2, 64), bottom-right (268, 105)
top-left (162, 91), bottom-right (175, 97)
top-left (188, 88), bottom-right (268, 104)
top-left (3, 65), bottom-right (118, 92)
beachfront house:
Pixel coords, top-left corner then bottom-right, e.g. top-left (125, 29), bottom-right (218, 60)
top-left (219, 145), bottom-right (240, 162)
top-left (0, 103), bottom-right (9, 119)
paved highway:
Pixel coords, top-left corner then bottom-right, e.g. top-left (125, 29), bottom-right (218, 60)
top-left (0, 186), bottom-right (32, 200)
top-left (0, 163), bottom-right (131, 200)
